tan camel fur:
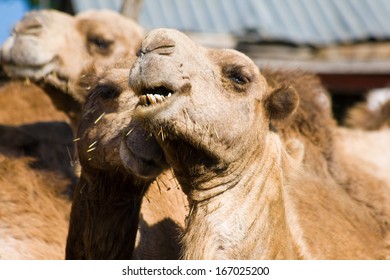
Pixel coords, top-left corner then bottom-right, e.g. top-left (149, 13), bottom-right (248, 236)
top-left (345, 88), bottom-right (390, 130)
top-left (66, 59), bottom-right (187, 259)
top-left (1, 9), bottom-right (143, 129)
top-left (336, 128), bottom-right (390, 184)
top-left (339, 88), bottom-right (390, 184)
top-left (129, 28), bottom-right (390, 259)
top-left (0, 80), bottom-right (77, 185)
top-left (0, 82), bottom-right (75, 259)
top-left (261, 69), bottom-right (390, 201)
top-left (0, 155), bottom-right (71, 259)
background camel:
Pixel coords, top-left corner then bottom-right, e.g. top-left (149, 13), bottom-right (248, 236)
top-left (337, 88), bottom-right (390, 183)
top-left (0, 9), bottom-right (143, 129)
top-left (0, 9), bottom-right (143, 259)
top-left (0, 8), bottom-right (146, 188)
top-left (345, 88), bottom-right (390, 130)
top-left (129, 28), bottom-right (390, 259)
top-left (66, 58), bottom-right (187, 259)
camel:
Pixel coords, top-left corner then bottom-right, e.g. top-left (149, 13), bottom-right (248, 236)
top-left (3, 10), bottom-right (387, 259)
top-left (129, 28), bottom-right (390, 259)
top-left (66, 59), bottom-right (188, 259)
top-left (0, 9), bottom-right (143, 130)
top-left (345, 88), bottom-right (390, 130)
top-left (0, 8), bottom-right (145, 182)
top-left (337, 88), bottom-right (390, 184)
top-left (0, 9), bottom-right (144, 259)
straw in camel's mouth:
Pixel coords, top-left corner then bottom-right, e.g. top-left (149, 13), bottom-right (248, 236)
top-left (138, 86), bottom-right (174, 106)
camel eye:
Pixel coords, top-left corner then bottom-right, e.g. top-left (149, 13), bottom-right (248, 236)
top-left (231, 74), bottom-right (247, 84)
top-left (224, 65), bottom-right (250, 85)
top-left (88, 36), bottom-right (112, 50)
top-left (95, 84), bottom-right (121, 100)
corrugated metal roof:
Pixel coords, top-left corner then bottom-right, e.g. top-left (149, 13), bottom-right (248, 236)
top-left (71, 0), bottom-right (390, 46)
top-left (71, 0), bottom-right (123, 12)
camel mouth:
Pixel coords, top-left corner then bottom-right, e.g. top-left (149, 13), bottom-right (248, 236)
top-left (2, 56), bottom-right (61, 81)
top-left (138, 86), bottom-right (174, 107)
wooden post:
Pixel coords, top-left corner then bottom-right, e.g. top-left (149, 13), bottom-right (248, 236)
top-left (121, 0), bottom-right (144, 22)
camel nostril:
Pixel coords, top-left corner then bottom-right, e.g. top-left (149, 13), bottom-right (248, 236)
top-left (154, 45), bottom-right (175, 56)
top-left (136, 48), bottom-right (145, 57)
top-left (14, 16), bottom-right (43, 35)
top-left (142, 44), bottom-right (175, 56)
top-left (143, 35), bottom-right (176, 55)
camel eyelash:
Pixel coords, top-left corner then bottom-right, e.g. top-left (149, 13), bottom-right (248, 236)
top-left (92, 84), bottom-right (121, 100)
top-left (223, 65), bottom-right (251, 85)
top-left (87, 36), bottom-right (113, 50)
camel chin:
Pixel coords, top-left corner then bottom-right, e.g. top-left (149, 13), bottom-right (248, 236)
top-left (119, 140), bottom-right (165, 180)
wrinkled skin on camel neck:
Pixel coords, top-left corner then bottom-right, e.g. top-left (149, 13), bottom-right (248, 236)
top-left (129, 29), bottom-right (389, 259)
top-left (0, 9), bottom-right (143, 129)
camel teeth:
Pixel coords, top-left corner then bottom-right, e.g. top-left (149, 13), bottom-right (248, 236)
top-left (139, 95), bottom-right (147, 106)
top-left (141, 91), bottom-right (173, 107)
top-left (147, 94), bottom-right (157, 104)
top-left (155, 94), bottom-right (162, 103)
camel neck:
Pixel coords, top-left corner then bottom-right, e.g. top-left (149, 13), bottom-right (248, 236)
top-left (42, 83), bottom-right (82, 131)
top-left (181, 133), bottom-right (299, 259)
top-left (66, 171), bottom-right (151, 259)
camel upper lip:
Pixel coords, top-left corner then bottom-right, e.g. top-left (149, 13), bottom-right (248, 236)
top-left (138, 85), bottom-right (175, 107)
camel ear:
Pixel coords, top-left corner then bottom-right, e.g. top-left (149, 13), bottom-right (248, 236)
top-left (265, 84), bottom-right (299, 121)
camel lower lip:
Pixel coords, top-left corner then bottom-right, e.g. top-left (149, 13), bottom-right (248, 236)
top-left (119, 137), bottom-right (166, 179)
top-left (2, 56), bottom-right (59, 79)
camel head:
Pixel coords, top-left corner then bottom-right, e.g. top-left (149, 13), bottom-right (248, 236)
top-left (76, 57), bottom-right (167, 181)
top-left (129, 28), bottom-right (299, 187)
top-left (0, 9), bottom-right (143, 104)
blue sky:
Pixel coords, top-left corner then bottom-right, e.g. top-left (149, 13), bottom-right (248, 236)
top-left (0, 0), bottom-right (30, 45)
